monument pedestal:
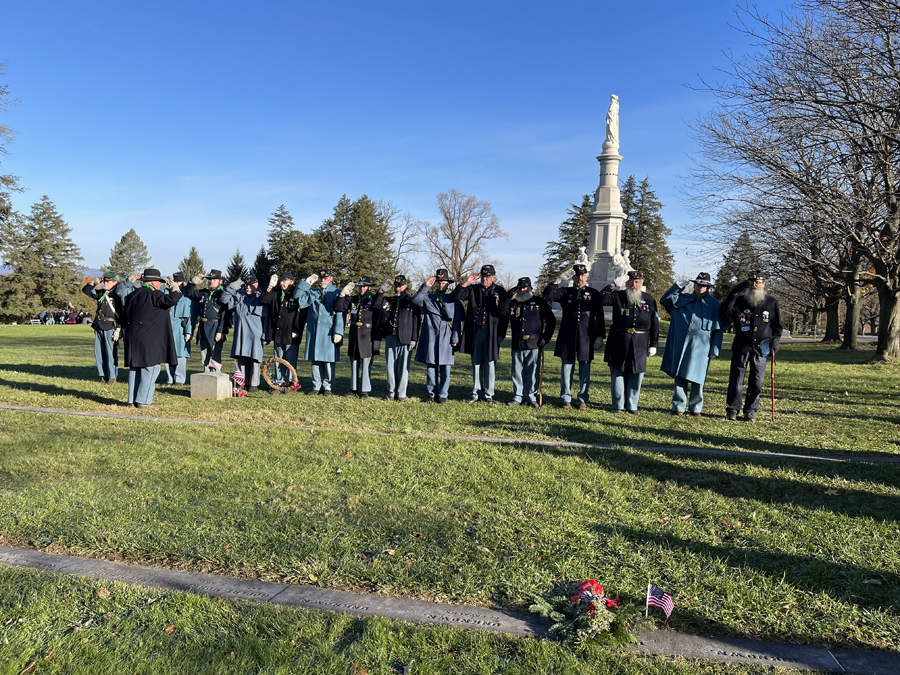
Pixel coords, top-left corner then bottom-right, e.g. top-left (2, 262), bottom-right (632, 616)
top-left (587, 149), bottom-right (626, 289)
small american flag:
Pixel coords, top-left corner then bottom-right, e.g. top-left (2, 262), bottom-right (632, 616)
top-left (647, 583), bottom-right (674, 618)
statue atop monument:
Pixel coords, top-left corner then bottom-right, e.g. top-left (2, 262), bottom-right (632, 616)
top-left (576, 246), bottom-right (591, 267)
top-left (602, 94), bottom-right (619, 152)
top-left (610, 247), bottom-right (634, 286)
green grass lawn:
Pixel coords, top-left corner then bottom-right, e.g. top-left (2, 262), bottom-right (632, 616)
top-left (0, 325), bottom-right (898, 668)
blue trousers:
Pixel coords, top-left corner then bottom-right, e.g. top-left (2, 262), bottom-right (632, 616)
top-left (311, 361), bottom-right (334, 392)
top-left (350, 356), bottom-right (373, 393)
top-left (470, 327), bottom-right (496, 399)
top-left (385, 336), bottom-right (411, 399)
top-left (560, 359), bottom-right (591, 403)
top-left (425, 364), bottom-right (451, 399)
top-left (199, 334), bottom-right (223, 371)
top-left (94, 329), bottom-right (118, 380)
top-left (273, 342), bottom-right (299, 383)
top-left (672, 375), bottom-right (704, 413)
top-left (166, 357), bottom-right (187, 384)
top-left (128, 365), bottom-right (161, 405)
top-left (610, 367), bottom-right (644, 411)
top-left (511, 349), bottom-right (541, 403)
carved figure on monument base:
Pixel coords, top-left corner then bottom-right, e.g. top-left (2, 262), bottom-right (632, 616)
top-left (610, 247), bottom-right (634, 286)
top-left (576, 246), bottom-right (592, 269)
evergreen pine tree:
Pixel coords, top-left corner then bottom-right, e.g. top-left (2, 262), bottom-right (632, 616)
top-left (346, 194), bottom-right (395, 284)
top-left (178, 246), bottom-right (205, 281)
top-left (225, 248), bottom-right (247, 283)
top-left (266, 204), bottom-right (308, 278)
top-left (103, 228), bottom-right (152, 279)
top-left (538, 195), bottom-right (592, 289)
top-left (251, 245), bottom-right (274, 281)
top-left (0, 196), bottom-right (86, 320)
top-left (302, 195), bottom-right (353, 281)
top-left (620, 175), bottom-right (675, 294)
top-left (714, 231), bottom-right (762, 300)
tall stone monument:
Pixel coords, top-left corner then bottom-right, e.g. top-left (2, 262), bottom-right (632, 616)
top-left (587, 94), bottom-right (628, 289)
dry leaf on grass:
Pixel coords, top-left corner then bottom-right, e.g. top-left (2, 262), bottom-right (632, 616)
top-left (165, 625), bottom-right (175, 634)
top-left (96, 588), bottom-right (110, 599)
top-left (18, 661), bottom-right (37, 675)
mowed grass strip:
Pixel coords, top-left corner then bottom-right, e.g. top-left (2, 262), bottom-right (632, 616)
top-left (0, 567), bottom-right (808, 675)
top-left (0, 410), bottom-right (897, 650)
top-left (0, 325), bottom-right (898, 458)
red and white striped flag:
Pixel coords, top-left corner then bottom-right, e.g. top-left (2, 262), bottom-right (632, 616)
top-left (647, 583), bottom-right (674, 618)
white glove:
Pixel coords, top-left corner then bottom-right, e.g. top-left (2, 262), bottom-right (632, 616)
top-left (340, 282), bottom-right (355, 297)
top-left (165, 276), bottom-right (179, 292)
top-left (408, 340), bottom-right (416, 352)
top-left (593, 337), bottom-right (604, 350)
top-left (553, 268), bottom-right (575, 285)
top-left (215, 332), bottom-right (223, 342)
top-left (184, 334), bottom-right (191, 343)
top-left (372, 340), bottom-right (381, 355)
top-left (305, 274), bottom-right (319, 285)
top-left (332, 334), bottom-right (342, 344)
top-left (92, 277), bottom-right (102, 286)
top-left (129, 273), bottom-right (141, 283)
top-left (379, 279), bottom-right (393, 294)
top-left (682, 282), bottom-right (695, 295)
top-left (649, 347), bottom-right (657, 357)
top-left (677, 278), bottom-right (690, 289)
top-left (228, 279), bottom-right (243, 290)
top-left (268, 274), bottom-right (278, 289)
top-left (709, 353), bottom-right (718, 360)
top-left (111, 327), bottom-right (121, 342)
top-left (191, 274), bottom-right (203, 285)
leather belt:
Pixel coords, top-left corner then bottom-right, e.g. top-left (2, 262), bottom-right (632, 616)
top-left (626, 328), bottom-right (648, 334)
top-left (522, 334), bottom-right (532, 339)
top-left (200, 317), bottom-right (214, 322)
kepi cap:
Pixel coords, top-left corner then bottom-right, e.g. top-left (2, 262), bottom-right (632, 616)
top-left (480, 264), bottom-right (496, 276)
top-left (355, 276), bottom-right (373, 287)
top-left (516, 276), bottom-right (532, 290)
top-left (748, 270), bottom-right (765, 282)
top-left (573, 264), bottom-right (588, 275)
top-left (172, 271), bottom-right (186, 283)
top-left (279, 271), bottom-right (294, 281)
top-left (394, 274), bottom-right (408, 285)
top-left (627, 270), bottom-right (644, 280)
top-left (318, 267), bottom-right (334, 278)
top-left (205, 269), bottom-right (224, 280)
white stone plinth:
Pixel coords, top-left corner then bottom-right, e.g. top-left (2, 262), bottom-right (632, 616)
top-left (190, 372), bottom-right (232, 400)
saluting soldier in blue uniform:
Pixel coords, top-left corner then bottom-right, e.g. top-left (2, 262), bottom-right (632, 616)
top-left (221, 274), bottom-right (268, 393)
top-left (543, 263), bottom-right (607, 410)
top-left (165, 271), bottom-right (196, 386)
top-left (335, 276), bottom-right (386, 398)
top-left (600, 270), bottom-right (660, 414)
top-left (82, 274), bottom-right (125, 384)
top-left (259, 271), bottom-right (306, 389)
top-left (412, 269), bottom-right (462, 403)
top-left (506, 277), bottom-right (556, 407)
top-left (294, 267), bottom-right (344, 396)
top-left (183, 269), bottom-right (229, 371)
top-left (375, 274), bottom-right (422, 402)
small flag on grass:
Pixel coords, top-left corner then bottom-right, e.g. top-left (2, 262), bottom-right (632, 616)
top-left (646, 582), bottom-right (674, 618)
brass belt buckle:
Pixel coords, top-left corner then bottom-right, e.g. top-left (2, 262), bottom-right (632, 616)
top-left (627, 328), bottom-right (636, 334)
top-left (522, 334), bottom-right (531, 339)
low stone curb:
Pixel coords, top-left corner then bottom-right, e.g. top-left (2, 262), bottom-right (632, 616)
top-left (1, 545), bottom-right (897, 673)
top-left (2, 404), bottom-right (899, 464)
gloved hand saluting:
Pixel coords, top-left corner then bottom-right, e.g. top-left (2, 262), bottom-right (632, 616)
top-left (677, 278), bottom-right (690, 289)
top-left (166, 276), bottom-right (179, 292)
top-left (228, 279), bottom-right (243, 290)
top-left (682, 282), bottom-right (695, 295)
top-left (268, 274), bottom-right (278, 289)
top-left (191, 274), bottom-right (204, 285)
top-left (305, 273), bottom-right (319, 285)
top-left (379, 278), bottom-right (393, 294)
top-left (554, 267), bottom-right (575, 285)
top-left (129, 273), bottom-right (141, 283)
top-left (332, 334), bottom-right (342, 345)
top-left (340, 282), bottom-right (355, 297)
top-left (92, 276), bottom-right (102, 286)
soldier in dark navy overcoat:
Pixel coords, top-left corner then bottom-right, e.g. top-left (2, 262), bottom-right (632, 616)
top-left (506, 277), bottom-right (556, 407)
top-left (183, 269), bottom-right (229, 371)
top-left (334, 276), bottom-right (385, 398)
top-left (376, 274), bottom-right (422, 401)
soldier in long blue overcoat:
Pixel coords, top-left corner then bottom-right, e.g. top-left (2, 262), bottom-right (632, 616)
top-left (293, 267), bottom-right (344, 395)
top-left (412, 269), bottom-right (462, 403)
top-left (165, 272), bottom-right (196, 386)
top-left (221, 275), bottom-right (268, 392)
top-left (660, 273), bottom-right (723, 416)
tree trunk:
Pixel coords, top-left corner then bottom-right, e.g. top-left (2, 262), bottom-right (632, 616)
top-left (873, 281), bottom-right (900, 362)
top-left (821, 297), bottom-right (841, 343)
top-left (840, 265), bottom-right (862, 350)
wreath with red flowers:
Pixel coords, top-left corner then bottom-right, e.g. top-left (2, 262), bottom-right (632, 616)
top-left (530, 579), bottom-right (639, 647)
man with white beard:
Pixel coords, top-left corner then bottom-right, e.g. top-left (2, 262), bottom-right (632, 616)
top-left (720, 271), bottom-right (783, 422)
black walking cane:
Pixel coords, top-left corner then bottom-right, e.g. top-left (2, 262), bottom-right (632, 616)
top-left (770, 349), bottom-right (776, 421)
top-left (538, 345), bottom-right (545, 407)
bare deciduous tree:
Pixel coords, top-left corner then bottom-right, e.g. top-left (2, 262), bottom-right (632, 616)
top-left (422, 189), bottom-right (507, 282)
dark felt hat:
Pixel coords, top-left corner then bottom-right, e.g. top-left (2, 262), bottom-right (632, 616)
top-left (355, 276), bottom-right (373, 287)
top-left (480, 264), bottom-right (496, 276)
top-left (627, 270), bottom-right (644, 280)
top-left (517, 276), bottom-right (532, 290)
top-left (693, 272), bottom-right (714, 286)
top-left (172, 271), bottom-right (186, 283)
top-left (205, 269), bottom-right (224, 280)
top-left (394, 274), bottom-right (408, 285)
top-left (748, 270), bottom-right (765, 282)
top-left (141, 268), bottom-right (164, 282)
top-left (318, 267), bottom-right (334, 278)
top-left (435, 269), bottom-right (455, 284)
top-left (243, 274), bottom-right (258, 285)
top-left (279, 271), bottom-right (294, 281)
top-left (573, 264), bottom-right (589, 275)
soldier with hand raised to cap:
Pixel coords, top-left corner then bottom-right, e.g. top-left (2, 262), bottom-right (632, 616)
top-left (506, 277), bottom-right (556, 407)
top-left (164, 271), bottom-right (196, 386)
top-left (412, 269), bottom-right (462, 403)
top-left (121, 269), bottom-right (182, 408)
top-left (259, 271), bottom-right (305, 390)
top-left (334, 276), bottom-right (386, 398)
top-left (293, 267), bottom-right (344, 396)
top-left (82, 274), bottom-right (125, 384)
top-left (183, 269), bottom-right (229, 372)
top-left (221, 274), bottom-right (268, 393)
top-left (375, 274), bottom-right (422, 402)
top-left (543, 263), bottom-right (606, 410)
top-left (720, 270), bottom-right (782, 423)
top-left (452, 264), bottom-right (510, 404)
top-left (600, 270), bottom-right (659, 414)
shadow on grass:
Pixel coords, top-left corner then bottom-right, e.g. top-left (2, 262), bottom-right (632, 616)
top-left (0, 376), bottom-right (121, 406)
top-left (0, 362), bottom-right (101, 382)
top-left (591, 521), bottom-right (900, 613)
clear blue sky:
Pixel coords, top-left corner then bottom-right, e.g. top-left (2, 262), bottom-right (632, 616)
top-left (3, 0), bottom-right (788, 281)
